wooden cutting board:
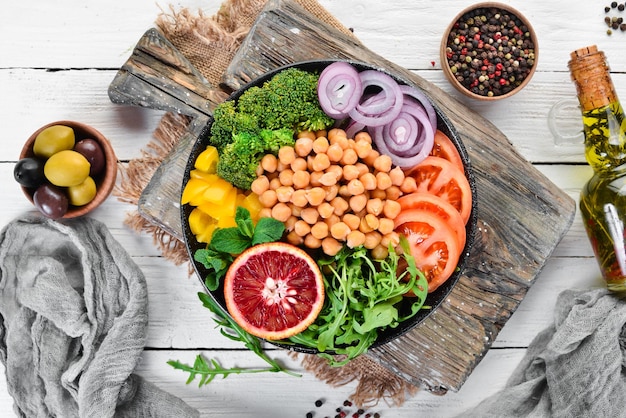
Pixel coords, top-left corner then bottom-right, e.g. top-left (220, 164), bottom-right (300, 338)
top-left (108, 0), bottom-right (576, 394)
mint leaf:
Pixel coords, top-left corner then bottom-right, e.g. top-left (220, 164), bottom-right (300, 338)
top-left (252, 217), bottom-right (285, 246)
top-left (235, 207), bottom-right (255, 239)
top-left (210, 228), bottom-right (251, 254)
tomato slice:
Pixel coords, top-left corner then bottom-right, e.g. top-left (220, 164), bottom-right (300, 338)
top-left (397, 192), bottom-right (466, 249)
top-left (394, 208), bottom-right (461, 293)
top-left (406, 156), bottom-right (472, 224)
top-left (430, 130), bottom-right (464, 172)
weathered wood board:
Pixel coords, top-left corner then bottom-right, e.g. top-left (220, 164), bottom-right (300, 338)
top-left (108, 0), bottom-right (576, 393)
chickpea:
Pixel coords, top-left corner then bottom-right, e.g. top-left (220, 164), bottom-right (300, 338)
top-left (366, 198), bottom-right (384, 216)
top-left (324, 214), bottom-right (340, 229)
top-left (297, 130), bottom-right (316, 140)
top-left (364, 213), bottom-right (380, 230)
top-left (354, 131), bottom-right (372, 144)
top-left (306, 187), bottom-right (326, 206)
top-left (319, 171), bottom-right (338, 187)
top-left (269, 177), bottom-right (282, 191)
top-left (370, 244), bottom-right (389, 260)
top-left (381, 231), bottom-right (400, 248)
top-left (389, 166), bottom-right (405, 186)
top-left (301, 207), bottom-right (319, 224)
top-left (260, 154), bottom-right (279, 173)
top-left (277, 146), bottom-right (295, 166)
top-left (291, 189), bottom-right (309, 207)
top-left (355, 162), bottom-right (369, 176)
top-left (346, 230), bottom-right (366, 248)
top-left (359, 172), bottom-right (377, 190)
top-left (312, 136), bottom-right (329, 154)
top-left (400, 176), bottom-right (418, 193)
top-left (385, 185), bottom-right (402, 201)
top-left (373, 154), bottom-right (393, 173)
top-left (310, 171), bottom-right (323, 187)
top-left (383, 199), bottom-right (402, 219)
top-left (278, 168), bottom-right (294, 186)
top-left (359, 215), bottom-right (375, 233)
top-left (271, 202), bottom-right (292, 222)
top-left (326, 165), bottom-right (343, 181)
top-left (291, 157), bottom-right (308, 172)
top-left (316, 129), bottom-right (328, 138)
top-left (370, 188), bottom-right (387, 200)
top-left (311, 222), bottom-right (329, 240)
top-left (354, 139), bottom-right (373, 159)
top-left (292, 170), bottom-right (311, 189)
top-left (338, 184), bottom-right (351, 198)
top-left (275, 185), bottom-right (294, 203)
top-left (290, 203), bottom-right (303, 217)
top-left (349, 194), bottom-right (368, 213)
top-left (342, 213), bottom-right (361, 231)
top-left (318, 202), bottom-right (335, 219)
top-left (259, 189), bottom-right (278, 207)
top-left (304, 234), bottom-right (322, 249)
top-left (330, 221), bottom-right (351, 240)
top-left (363, 149), bottom-right (380, 166)
top-left (312, 153), bottom-right (331, 172)
top-left (327, 128), bottom-right (347, 144)
top-left (364, 231), bottom-right (382, 249)
top-left (326, 143), bottom-right (344, 162)
top-left (284, 215), bottom-right (298, 232)
top-left (321, 237), bottom-right (343, 256)
top-left (330, 196), bottom-right (349, 216)
top-left (324, 184), bottom-right (339, 201)
top-left (347, 178), bottom-right (365, 195)
top-left (250, 175), bottom-right (270, 195)
top-left (343, 164), bottom-right (360, 181)
top-left (376, 172), bottom-right (393, 190)
top-left (378, 217), bottom-right (395, 235)
top-left (294, 220), bottom-right (311, 237)
top-left (295, 136), bottom-right (314, 157)
top-left (258, 207), bottom-right (272, 219)
top-left (286, 230), bottom-right (304, 246)
top-left (340, 148), bottom-right (358, 165)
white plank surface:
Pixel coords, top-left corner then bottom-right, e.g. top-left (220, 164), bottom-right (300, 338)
top-left (0, 0), bottom-right (617, 416)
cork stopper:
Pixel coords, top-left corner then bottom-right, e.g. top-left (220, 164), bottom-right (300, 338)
top-left (568, 45), bottom-right (617, 111)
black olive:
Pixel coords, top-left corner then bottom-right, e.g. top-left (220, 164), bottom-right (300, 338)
top-left (14, 157), bottom-right (46, 188)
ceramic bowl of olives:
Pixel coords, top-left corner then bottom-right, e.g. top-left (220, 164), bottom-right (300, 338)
top-left (15, 120), bottom-right (117, 219)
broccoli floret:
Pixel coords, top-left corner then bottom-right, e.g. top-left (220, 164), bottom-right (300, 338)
top-left (216, 129), bottom-right (295, 190)
top-left (209, 67), bottom-right (335, 190)
top-left (237, 68), bottom-right (335, 133)
top-left (209, 100), bottom-right (259, 151)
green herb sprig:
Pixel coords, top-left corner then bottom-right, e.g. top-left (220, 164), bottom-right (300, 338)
top-left (168, 292), bottom-right (300, 386)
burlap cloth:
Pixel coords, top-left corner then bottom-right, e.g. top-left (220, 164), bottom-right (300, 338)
top-left (115, 0), bottom-right (419, 407)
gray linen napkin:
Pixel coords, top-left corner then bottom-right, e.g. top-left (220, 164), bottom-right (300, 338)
top-left (0, 215), bottom-right (199, 418)
top-left (459, 287), bottom-right (626, 418)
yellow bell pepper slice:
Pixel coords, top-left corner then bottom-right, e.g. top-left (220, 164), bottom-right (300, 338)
top-left (194, 146), bottom-right (219, 173)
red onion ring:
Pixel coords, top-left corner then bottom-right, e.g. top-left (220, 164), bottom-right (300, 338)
top-left (348, 70), bottom-right (404, 127)
top-left (317, 62), bottom-right (362, 119)
top-left (400, 85), bottom-right (437, 134)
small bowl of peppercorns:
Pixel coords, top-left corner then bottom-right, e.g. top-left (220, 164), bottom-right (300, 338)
top-left (441, 2), bottom-right (538, 100)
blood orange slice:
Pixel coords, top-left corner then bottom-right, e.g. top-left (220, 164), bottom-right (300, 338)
top-left (224, 242), bottom-right (325, 340)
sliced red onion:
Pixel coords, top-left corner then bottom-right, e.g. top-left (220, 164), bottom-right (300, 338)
top-left (348, 70), bottom-right (404, 127)
top-left (317, 62), bottom-right (362, 119)
top-left (400, 85), bottom-right (437, 134)
top-left (345, 119), bottom-right (366, 139)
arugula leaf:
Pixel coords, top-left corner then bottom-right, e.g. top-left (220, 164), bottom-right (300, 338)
top-left (288, 236), bottom-right (428, 366)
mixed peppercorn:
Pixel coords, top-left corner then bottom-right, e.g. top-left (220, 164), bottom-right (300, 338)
top-left (305, 398), bottom-right (382, 418)
top-left (444, 6), bottom-right (536, 98)
top-left (604, 2), bottom-right (626, 34)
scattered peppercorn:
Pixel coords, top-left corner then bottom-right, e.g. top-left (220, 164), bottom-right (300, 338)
top-left (444, 6), bottom-right (536, 97)
top-left (612, 1), bottom-right (618, 7)
top-left (315, 399), bottom-right (324, 408)
top-left (307, 413), bottom-right (314, 418)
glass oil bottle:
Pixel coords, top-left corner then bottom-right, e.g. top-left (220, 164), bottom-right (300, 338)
top-left (569, 45), bottom-right (626, 292)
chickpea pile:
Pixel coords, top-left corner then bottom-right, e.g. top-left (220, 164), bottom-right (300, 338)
top-left (251, 128), bottom-right (418, 258)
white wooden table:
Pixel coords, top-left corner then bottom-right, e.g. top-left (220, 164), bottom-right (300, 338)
top-left (0, 0), bottom-right (617, 416)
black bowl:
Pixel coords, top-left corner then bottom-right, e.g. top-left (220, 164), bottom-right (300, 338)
top-left (181, 59), bottom-right (477, 353)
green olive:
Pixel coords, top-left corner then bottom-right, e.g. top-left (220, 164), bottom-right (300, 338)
top-left (33, 125), bottom-right (75, 158)
top-left (44, 150), bottom-right (90, 187)
top-left (67, 176), bottom-right (97, 206)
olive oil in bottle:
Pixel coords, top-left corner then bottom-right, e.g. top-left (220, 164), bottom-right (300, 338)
top-left (569, 45), bottom-right (626, 292)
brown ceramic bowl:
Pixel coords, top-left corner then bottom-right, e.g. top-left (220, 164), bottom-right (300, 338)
top-left (19, 120), bottom-right (117, 218)
top-left (440, 2), bottom-right (538, 100)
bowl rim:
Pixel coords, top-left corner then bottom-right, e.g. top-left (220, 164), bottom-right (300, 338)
top-left (440, 1), bottom-right (539, 101)
top-left (180, 59), bottom-right (478, 353)
top-left (19, 120), bottom-right (117, 219)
